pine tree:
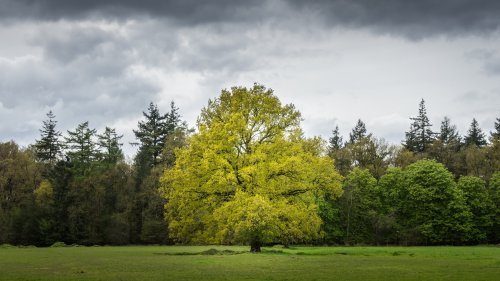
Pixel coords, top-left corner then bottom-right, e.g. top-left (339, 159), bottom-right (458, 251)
top-left (349, 119), bottom-right (367, 144)
top-left (97, 127), bottom-right (123, 164)
top-left (439, 116), bottom-right (461, 145)
top-left (404, 99), bottom-right (434, 152)
top-left (35, 111), bottom-right (62, 164)
top-left (464, 118), bottom-right (487, 147)
top-left (134, 103), bottom-right (167, 166)
top-left (64, 121), bottom-right (97, 166)
top-left (131, 101), bottom-right (184, 243)
top-left (328, 125), bottom-right (343, 151)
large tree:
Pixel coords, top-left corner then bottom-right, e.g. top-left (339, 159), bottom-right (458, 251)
top-left (397, 160), bottom-right (472, 244)
top-left (160, 84), bottom-right (342, 252)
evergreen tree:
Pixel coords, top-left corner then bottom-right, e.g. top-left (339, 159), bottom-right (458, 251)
top-left (349, 119), bottom-right (367, 144)
top-left (404, 99), bottom-right (434, 152)
top-left (439, 116), bottom-right (461, 145)
top-left (328, 125), bottom-right (343, 152)
top-left (97, 127), bottom-right (123, 164)
top-left (35, 111), bottom-right (62, 164)
top-left (428, 116), bottom-right (462, 177)
top-left (327, 125), bottom-right (351, 176)
top-left (133, 102), bottom-right (181, 167)
top-left (64, 122), bottom-right (97, 174)
top-left (464, 118), bottom-right (487, 147)
top-left (131, 101), bottom-right (183, 243)
top-left (491, 117), bottom-right (500, 141)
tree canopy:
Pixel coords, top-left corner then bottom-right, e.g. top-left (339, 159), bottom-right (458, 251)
top-left (160, 84), bottom-right (342, 251)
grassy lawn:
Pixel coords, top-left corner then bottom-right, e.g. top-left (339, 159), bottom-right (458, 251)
top-left (0, 245), bottom-right (499, 280)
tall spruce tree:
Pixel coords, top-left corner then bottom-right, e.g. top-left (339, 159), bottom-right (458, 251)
top-left (349, 119), bottom-right (367, 144)
top-left (35, 111), bottom-right (62, 164)
top-left (464, 118), bottom-right (487, 147)
top-left (404, 99), bottom-right (434, 152)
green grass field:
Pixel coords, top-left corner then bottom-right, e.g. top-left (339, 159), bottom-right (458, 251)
top-left (0, 245), bottom-right (499, 280)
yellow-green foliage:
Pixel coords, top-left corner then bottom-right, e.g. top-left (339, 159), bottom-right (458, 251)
top-left (34, 179), bottom-right (53, 207)
top-left (160, 84), bottom-right (342, 246)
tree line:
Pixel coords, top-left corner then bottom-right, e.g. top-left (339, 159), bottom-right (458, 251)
top-left (0, 87), bottom-right (499, 247)
top-left (0, 102), bottom-right (189, 246)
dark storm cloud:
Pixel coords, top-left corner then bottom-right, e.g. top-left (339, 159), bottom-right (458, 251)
top-left (2, 0), bottom-right (500, 37)
top-left (0, 0), bottom-right (265, 24)
top-left (288, 0), bottom-right (500, 38)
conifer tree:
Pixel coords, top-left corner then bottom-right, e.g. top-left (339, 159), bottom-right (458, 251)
top-left (64, 122), bottom-right (97, 168)
top-left (35, 111), bottom-right (62, 164)
top-left (328, 125), bottom-right (343, 151)
top-left (133, 102), bottom-right (181, 167)
top-left (464, 118), bottom-right (487, 147)
top-left (349, 119), bottom-right (367, 144)
top-left (491, 117), bottom-right (500, 141)
top-left (404, 99), bottom-right (434, 152)
top-left (97, 127), bottom-right (123, 164)
top-left (439, 116), bottom-right (461, 145)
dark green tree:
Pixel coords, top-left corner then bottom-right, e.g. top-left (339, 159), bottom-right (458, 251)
top-left (490, 117), bottom-right (500, 141)
top-left (328, 125), bottom-right (343, 151)
top-left (397, 160), bottom-right (472, 245)
top-left (131, 101), bottom-right (184, 243)
top-left (428, 117), bottom-right (462, 177)
top-left (35, 111), bottom-right (62, 164)
top-left (349, 119), bottom-right (367, 144)
top-left (457, 176), bottom-right (495, 243)
top-left (0, 142), bottom-right (43, 245)
top-left (133, 102), bottom-right (181, 167)
top-left (439, 116), bottom-right (461, 145)
top-left (339, 168), bottom-right (379, 244)
top-left (464, 118), bottom-right (487, 147)
top-left (489, 172), bottom-right (500, 243)
top-left (327, 125), bottom-right (351, 176)
top-left (65, 122), bottom-right (97, 166)
top-left (404, 99), bottom-right (434, 153)
top-left (97, 127), bottom-right (123, 164)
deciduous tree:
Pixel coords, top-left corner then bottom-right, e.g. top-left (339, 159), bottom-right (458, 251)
top-left (160, 84), bottom-right (342, 252)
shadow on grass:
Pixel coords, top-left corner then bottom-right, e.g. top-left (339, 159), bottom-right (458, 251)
top-left (154, 248), bottom-right (247, 256)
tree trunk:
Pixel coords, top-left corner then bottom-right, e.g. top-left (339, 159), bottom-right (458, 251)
top-left (250, 239), bottom-right (261, 253)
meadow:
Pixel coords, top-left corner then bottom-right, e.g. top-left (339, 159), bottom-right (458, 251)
top-left (0, 245), bottom-right (499, 280)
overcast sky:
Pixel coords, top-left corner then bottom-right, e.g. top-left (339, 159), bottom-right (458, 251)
top-left (1, 0), bottom-right (500, 157)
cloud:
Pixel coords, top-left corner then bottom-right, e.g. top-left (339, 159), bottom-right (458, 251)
top-left (1, 0), bottom-right (500, 157)
top-left (289, 0), bottom-right (500, 39)
top-left (0, 0), bottom-right (269, 25)
top-left (3, 0), bottom-right (500, 38)
top-left (465, 49), bottom-right (500, 75)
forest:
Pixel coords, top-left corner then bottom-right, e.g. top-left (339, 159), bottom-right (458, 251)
top-left (0, 84), bottom-right (499, 248)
